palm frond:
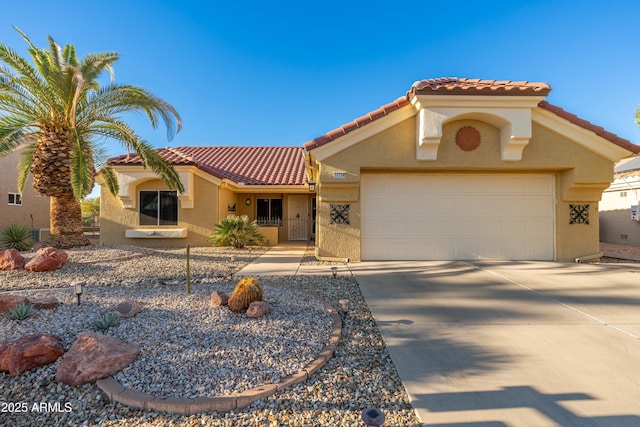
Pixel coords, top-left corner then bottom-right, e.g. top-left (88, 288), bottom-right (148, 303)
top-left (69, 133), bottom-right (95, 198)
top-left (0, 41), bottom-right (53, 108)
top-left (98, 165), bottom-right (119, 195)
top-left (16, 142), bottom-right (35, 192)
top-left (80, 52), bottom-right (118, 86)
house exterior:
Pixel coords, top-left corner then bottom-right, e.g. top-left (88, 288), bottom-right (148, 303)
top-left (0, 148), bottom-right (50, 232)
top-left (305, 78), bottom-right (639, 262)
top-left (599, 157), bottom-right (640, 246)
top-left (100, 146), bottom-right (313, 247)
top-left (100, 77), bottom-right (639, 262)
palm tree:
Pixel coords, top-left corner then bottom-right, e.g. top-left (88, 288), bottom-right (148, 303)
top-left (0, 28), bottom-right (184, 248)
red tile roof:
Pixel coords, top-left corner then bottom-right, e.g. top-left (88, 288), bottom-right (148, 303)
top-left (305, 77), bottom-right (637, 153)
top-left (408, 77), bottom-right (552, 96)
top-left (303, 97), bottom-right (410, 151)
top-left (108, 146), bottom-right (307, 185)
top-left (538, 101), bottom-right (640, 154)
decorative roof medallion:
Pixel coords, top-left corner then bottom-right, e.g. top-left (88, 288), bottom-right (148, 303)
top-left (456, 126), bottom-right (481, 152)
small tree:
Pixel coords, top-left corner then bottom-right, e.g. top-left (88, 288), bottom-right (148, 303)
top-left (209, 215), bottom-right (264, 249)
top-left (81, 197), bottom-right (100, 226)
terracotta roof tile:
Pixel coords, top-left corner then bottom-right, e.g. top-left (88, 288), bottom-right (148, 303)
top-left (303, 97), bottom-right (410, 150)
top-left (304, 77), bottom-right (638, 154)
top-left (538, 101), bottom-right (640, 154)
top-left (108, 146), bottom-right (307, 186)
top-left (408, 77), bottom-right (552, 96)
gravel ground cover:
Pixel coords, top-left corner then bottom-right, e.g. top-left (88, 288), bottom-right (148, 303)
top-left (0, 246), bottom-right (422, 426)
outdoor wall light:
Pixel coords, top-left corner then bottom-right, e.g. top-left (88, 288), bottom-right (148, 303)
top-left (331, 266), bottom-right (338, 278)
top-left (227, 264), bottom-right (236, 280)
top-left (308, 180), bottom-right (316, 192)
top-left (71, 281), bottom-right (85, 306)
top-left (339, 299), bottom-right (349, 312)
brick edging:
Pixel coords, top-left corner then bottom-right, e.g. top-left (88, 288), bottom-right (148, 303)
top-left (96, 300), bottom-right (342, 414)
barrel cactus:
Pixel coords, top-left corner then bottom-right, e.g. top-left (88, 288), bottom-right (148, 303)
top-left (228, 277), bottom-right (263, 313)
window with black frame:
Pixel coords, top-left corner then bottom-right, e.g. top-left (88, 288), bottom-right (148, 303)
top-left (256, 198), bottom-right (282, 226)
top-left (139, 191), bottom-right (178, 226)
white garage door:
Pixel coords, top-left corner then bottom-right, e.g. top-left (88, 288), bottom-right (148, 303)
top-left (361, 174), bottom-right (555, 260)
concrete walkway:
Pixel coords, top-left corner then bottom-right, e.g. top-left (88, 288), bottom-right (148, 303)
top-left (236, 243), bottom-right (308, 276)
top-left (236, 243), bottom-right (352, 277)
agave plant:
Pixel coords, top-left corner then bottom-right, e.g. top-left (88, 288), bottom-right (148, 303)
top-left (93, 312), bottom-right (120, 332)
top-left (0, 224), bottom-right (34, 251)
top-left (8, 303), bottom-right (35, 320)
top-left (208, 215), bottom-right (264, 249)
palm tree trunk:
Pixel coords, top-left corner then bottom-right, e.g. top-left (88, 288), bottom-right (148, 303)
top-left (45, 193), bottom-right (90, 248)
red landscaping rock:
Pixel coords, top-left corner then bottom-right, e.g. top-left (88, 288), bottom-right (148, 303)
top-left (0, 249), bottom-right (25, 270)
top-left (24, 247), bottom-right (69, 272)
top-left (55, 332), bottom-right (140, 386)
top-left (0, 334), bottom-right (64, 376)
top-left (0, 294), bottom-right (30, 313)
top-left (29, 296), bottom-right (61, 310)
top-left (210, 290), bottom-right (229, 307)
top-left (246, 301), bottom-right (269, 318)
top-left (114, 300), bottom-right (141, 317)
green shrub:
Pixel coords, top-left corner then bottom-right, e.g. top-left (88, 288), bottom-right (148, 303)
top-left (208, 215), bottom-right (264, 249)
top-left (0, 224), bottom-right (34, 251)
top-left (8, 303), bottom-right (35, 320)
top-left (93, 312), bottom-right (120, 331)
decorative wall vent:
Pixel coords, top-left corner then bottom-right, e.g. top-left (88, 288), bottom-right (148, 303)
top-left (569, 204), bottom-right (589, 224)
top-left (456, 126), bottom-right (481, 152)
top-left (330, 204), bottom-right (350, 225)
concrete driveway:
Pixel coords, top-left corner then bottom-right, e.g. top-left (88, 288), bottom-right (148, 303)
top-left (352, 261), bottom-right (640, 427)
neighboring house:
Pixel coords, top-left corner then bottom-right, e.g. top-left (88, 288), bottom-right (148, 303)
top-left (600, 157), bottom-right (640, 246)
top-left (100, 77), bottom-right (639, 262)
top-left (0, 148), bottom-right (50, 233)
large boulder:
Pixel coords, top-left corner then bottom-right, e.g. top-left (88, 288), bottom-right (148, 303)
top-left (0, 334), bottom-right (64, 376)
top-left (0, 294), bottom-right (30, 313)
top-left (0, 249), bottom-right (25, 270)
top-left (24, 247), bottom-right (69, 272)
top-left (55, 332), bottom-right (140, 386)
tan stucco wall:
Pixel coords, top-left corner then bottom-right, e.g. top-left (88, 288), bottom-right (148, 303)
top-left (0, 149), bottom-right (50, 231)
top-left (100, 174), bottom-right (219, 247)
top-left (101, 176), bottom-right (314, 248)
top-left (314, 115), bottom-right (616, 262)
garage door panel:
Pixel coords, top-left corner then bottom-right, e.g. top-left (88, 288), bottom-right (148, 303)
top-left (528, 197), bottom-right (555, 215)
top-left (361, 174), bottom-right (555, 260)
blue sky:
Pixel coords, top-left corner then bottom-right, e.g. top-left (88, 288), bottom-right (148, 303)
top-left (2, 0), bottom-right (640, 159)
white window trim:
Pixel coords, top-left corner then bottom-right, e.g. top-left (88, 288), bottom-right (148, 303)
top-left (8, 192), bottom-right (22, 206)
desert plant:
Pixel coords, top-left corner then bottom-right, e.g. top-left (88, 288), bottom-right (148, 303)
top-left (0, 224), bottom-right (34, 251)
top-left (228, 277), bottom-right (263, 313)
top-left (93, 312), bottom-right (120, 331)
top-left (0, 28), bottom-right (183, 248)
top-left (208, 215), bottom-right (264, 249)
top-left (8, 303), bottom-right (35, 320)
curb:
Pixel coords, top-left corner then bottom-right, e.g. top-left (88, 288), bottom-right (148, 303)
top-left (96, 299), bottom-right (342, 414)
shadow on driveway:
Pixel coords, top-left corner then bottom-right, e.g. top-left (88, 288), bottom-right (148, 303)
top-left (352, 260), bottom-right (640, 426)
